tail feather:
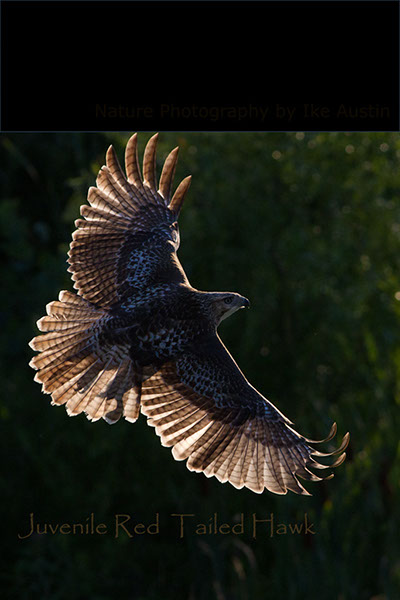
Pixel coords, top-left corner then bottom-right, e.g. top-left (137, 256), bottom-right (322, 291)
top-left (29, 329), bottom-right (93, 351)
top-left (103, 359), bottom-right (141, 424)
top-left (80, 357), bottom-right (121, 422)
top-left (65, 359), bottom-right (108, 417)
top-left (30, 337), bottom-right (95, 371)
top-left (40, 356), bottom-right (97, 393)
top-left (29, 290), bottom-right (140, 424)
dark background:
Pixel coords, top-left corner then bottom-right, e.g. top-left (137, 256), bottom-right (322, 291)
top-left (1, 131), bottom-right (400, 598)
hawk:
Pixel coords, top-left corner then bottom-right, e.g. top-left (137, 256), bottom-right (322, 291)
top-left (29, 133), bottom-right (349, 495)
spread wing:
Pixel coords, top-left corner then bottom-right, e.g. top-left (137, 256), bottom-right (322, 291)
top-left (67, 133), bottom-right (192, 308)
top-left (141, 335), bottom-right (349, 495)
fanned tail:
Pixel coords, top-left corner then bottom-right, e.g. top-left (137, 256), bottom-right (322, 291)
top-left (29, 290), bottom-right (140, 424)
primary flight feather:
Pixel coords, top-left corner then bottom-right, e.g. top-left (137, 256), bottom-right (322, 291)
top-left (29, 133), bottom-right (349, 495)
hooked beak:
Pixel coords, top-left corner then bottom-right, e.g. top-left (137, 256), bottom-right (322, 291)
top-left (241, 297), bottom-right (250, 309)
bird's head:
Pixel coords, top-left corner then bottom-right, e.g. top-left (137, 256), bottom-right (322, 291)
top-left (207, 292), bottom-right (250, 326)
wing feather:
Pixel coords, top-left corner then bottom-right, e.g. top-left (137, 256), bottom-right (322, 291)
top-left (125, 133), bottom-right (144, 189)
top-left (67, 133), bottom-right (191, 308)
top-left (142, 132), bottom-right (158, 192)
top-left (141, 335), bottom-right (349, 495)
top-left (159, 147), bottom-right (179, 202)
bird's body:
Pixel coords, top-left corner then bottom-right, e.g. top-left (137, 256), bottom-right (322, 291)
top-left (29, 133), bottom-right (349, 495)
top-left (99, 284), bottom-right (241, 368)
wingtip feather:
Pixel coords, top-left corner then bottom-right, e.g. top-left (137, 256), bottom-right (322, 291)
top-left (169, 175), bottom-right (192, 216)
top-left (142, 133), bottom-right (159, 192)
top-left (125, 133), bottom-right (142, 186)
top-left (159, 146), bottom-right (179, 202)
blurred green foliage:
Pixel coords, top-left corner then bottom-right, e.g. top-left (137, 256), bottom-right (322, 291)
top-left (1, 132), bottom-right (400, 599)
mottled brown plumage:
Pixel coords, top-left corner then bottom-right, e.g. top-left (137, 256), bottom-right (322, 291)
top-left (29, 133), bottom-right (349, 495)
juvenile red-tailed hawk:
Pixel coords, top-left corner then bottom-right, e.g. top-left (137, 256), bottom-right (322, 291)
top-left (29, 133), bottom-right (349, 495)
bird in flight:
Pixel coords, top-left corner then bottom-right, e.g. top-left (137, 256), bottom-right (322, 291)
top-left (29, 133), bottom-right (349, 495)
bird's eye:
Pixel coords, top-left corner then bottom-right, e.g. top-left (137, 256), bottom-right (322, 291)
top-left (224, 297), bottom-right (233, 304)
